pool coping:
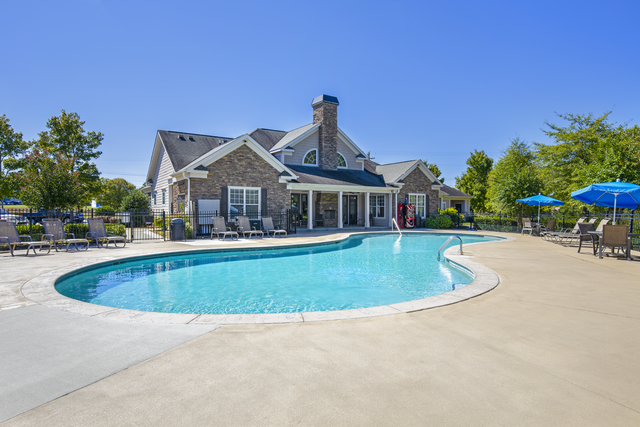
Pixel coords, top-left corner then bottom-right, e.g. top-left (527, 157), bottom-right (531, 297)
top-left (21, 231), bottom-right (514, 325)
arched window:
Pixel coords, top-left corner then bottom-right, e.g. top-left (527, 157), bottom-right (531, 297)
top-left (337, 152), bottom-right (347, 168)
top-left (303, 149), bottom-right (317, 165)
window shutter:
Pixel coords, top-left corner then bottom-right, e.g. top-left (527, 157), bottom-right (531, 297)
top-left (261, 188), bottom-right (268, 217)
top-left (425, 195), bottom-right (430, 217)
top-left (220, 187), bottom-right (228, 220)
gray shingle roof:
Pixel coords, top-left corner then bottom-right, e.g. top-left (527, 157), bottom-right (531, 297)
top-left (374, 160), bottom-right (420, 183)
top-left (440, 184), bottom-right (471, 198)
top-left (287, 165), bottom-right (388, 187)
top-left (249, 128), bottom-right (288, 151)
top-left (159, 130), bottom-right (233, 171)
top-left (269, 123), bottom-right (319, 152)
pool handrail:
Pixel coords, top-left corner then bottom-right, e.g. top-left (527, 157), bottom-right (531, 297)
top-left (392, 218), bottom-right (402, 236)
top-left (437, 235), bottom-right (463, 261)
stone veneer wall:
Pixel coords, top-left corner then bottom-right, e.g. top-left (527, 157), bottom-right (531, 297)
top-left (170, 144), bottom-right (290, 214)
top-left (397, 168), bottom-right (440, 216)
top-left (312, 102), bottom-right (338, 171)
top-left (314, 192), bottom-right (338, 227)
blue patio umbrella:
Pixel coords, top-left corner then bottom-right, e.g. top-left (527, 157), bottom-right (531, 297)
top-left (571, 180), bottom-right (640, 224)
top-left (516, 193), bottom-right (565, 227)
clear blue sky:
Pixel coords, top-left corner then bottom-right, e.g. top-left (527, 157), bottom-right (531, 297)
top-left (2, 0), bottom-right (639, 187)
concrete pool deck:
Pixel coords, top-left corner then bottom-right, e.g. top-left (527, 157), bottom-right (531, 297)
top-left (1, 230), bottom-right (640, 425)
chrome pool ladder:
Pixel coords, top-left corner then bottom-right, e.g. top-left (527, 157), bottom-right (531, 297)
top-left (437, 235), bottom-right (463, 261)
top-left (392, 218), bottom-right (402, 236)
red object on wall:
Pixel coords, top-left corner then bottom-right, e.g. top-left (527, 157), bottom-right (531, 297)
top-left (397, 203), bottom-right (405, 228)
top-left (405, 204), bottom-right (415, 228)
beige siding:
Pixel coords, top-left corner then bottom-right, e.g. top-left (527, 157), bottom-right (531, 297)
top-left (285, 131), bottom-right (319, 166)
top-left (151, 143), bottom-right (174, 213)
top-left (336, 135), bottom-right (360, 170)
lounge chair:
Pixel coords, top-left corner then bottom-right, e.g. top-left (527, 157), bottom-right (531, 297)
top-left (550, 217), bottom-right (595, 244)
top-left (598, 224), bottom-right (631, 260)
top-left (43, 218), bottom-right (89, 252)
top-left (86, 219), bottom-right (126, 248)
top-left (539, 219), bottom-right (556, 240)
top-left (521, 218), bottom-right (534, 236)
top-left (211, 216), bottom-right (238, 240)
top-left (237, 216), bottom-right (263, 239)
top-left (0, 220), bottom-right (51, 256)
top-left (589, 218), bottom-right (611, 255)
top-left (262, 217), bottom-right (287, 238)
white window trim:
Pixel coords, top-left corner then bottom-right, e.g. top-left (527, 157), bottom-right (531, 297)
top-left (229, 186), bottom-right (261, 217)
top-left (162, 189), bottom-right (166, 205)
top-left (370, 194), bottom-right (385, 218)
top-left (302, 149), bottom-right (318, 167)
top-left (408, 193), bottom-right (426, 218)
top-left (337, 152), bottom-right (348, 169)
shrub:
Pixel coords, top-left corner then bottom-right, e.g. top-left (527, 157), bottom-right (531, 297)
top-left (424, 214), bottom-right (453, 229)
top-left (439, 208), bottom-right (464, 226)
top-left (95, 206), bottom-right (117, 216)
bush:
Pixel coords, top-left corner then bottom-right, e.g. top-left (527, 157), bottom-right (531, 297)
top-left (95, 206), bottom-right (117, 216)
top-left (15, 223), bottom-right (125, 239)
top-left (439, 208), bottom-right (464, 226)
top-left (424, 214), bottom-right (453, 229)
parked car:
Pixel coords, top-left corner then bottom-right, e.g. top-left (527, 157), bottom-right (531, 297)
top-left (0, 208), bottom-right (27, 225)
top-left (21, 210), bottom-right (85, 225)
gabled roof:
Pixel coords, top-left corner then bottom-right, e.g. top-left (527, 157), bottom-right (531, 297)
top-left (287, 165), bottom-right (388, 188)
top-left (179, 134), bottom-right (297, 179)
top-left (269, 123), bottom-right (319, 152)
top-left (368, 159), bottom-right (442, 186)
top-left (158, 130), bottom-right (233, 171)
top-left (440, 184), bottom-right (472, 198)
top-left (249, 128), bottom-right (288, 151)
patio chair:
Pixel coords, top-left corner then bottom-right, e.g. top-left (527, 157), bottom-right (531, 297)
top-left (576, 222), bottom-right (596, 253)
top-left (598, 224), bottom-right (631, 260)
top-left (589, 218), bottom-right (611, 255)
top-left (0, 220), bottom-right (51, 256)
top-left (236, 216), bottom-right (263, 239)
top-left (211, 216), bottom-right (238, 241)
top-left (86, 218), bottom-right (126, 248)
top-left (43, 218), bottom-right (89, 252)
top-left (262, 216), bottom-right (287, 238)
top-left (521, 218), bottom-right (534, 236)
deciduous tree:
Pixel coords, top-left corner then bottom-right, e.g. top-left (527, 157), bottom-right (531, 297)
top-left (424, 160), bottom-right (444, 183)
top-left (99, 177), bottom-right (136, 209)
top-left (455, 150), bottom-right (493, 212)
top-left (487, 138), bottom-right (542, 224)
top-left (0, 115), bottom-right (26, 204)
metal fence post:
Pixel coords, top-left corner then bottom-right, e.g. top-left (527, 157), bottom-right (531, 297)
top-left (562, 212), bottom-right (565, 229)
top-left (130, 209), bottom-right (134, 242)
top-left (162, 210), bottom-right (166, 241)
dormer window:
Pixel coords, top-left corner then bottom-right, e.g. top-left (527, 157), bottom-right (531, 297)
top-left (303, 149), bottom-right (317, 166)
top-left (337, 152), bottom-right (347, 168)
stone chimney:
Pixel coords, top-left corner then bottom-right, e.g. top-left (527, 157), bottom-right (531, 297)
top-left (312, 95), bottom-right (339, 170)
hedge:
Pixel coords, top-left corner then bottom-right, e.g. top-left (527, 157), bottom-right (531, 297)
top-left (16, 223), bottom-right (126, 240)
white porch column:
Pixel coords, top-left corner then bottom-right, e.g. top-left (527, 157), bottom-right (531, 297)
top-left (388, 193), bottom-right (392, 227)
top-left (307, 189), bottom-right (313, 230)
top-left (394, 192), bottom-right (397, 223)
top-left (338, 191), bottom-right (343, 229)
top-left (365, 192), bottom-right (370, 228)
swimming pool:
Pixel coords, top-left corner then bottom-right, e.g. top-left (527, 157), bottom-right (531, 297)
top-left (55, 233), bottom-right (501, 315)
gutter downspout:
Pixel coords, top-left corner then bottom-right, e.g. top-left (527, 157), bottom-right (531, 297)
top-left (187, 173), bottom-right (191, 214)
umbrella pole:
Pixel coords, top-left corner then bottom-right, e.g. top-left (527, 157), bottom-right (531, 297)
top-left (538, 203), bottom-right (541, 234)
top-left (613, 194), bottom-right (617, 225)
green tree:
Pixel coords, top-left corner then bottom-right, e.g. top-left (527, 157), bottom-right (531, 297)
top-left (487, 138), bottom-right (542, 224)
top-left (121, 188), bottom-right (151, 212)
top-left (99, 177), bottom-right (136, 209)
top-left (424, 160), bottom-right (444, 183)
top-left (33, 110), bottom-right (103, 203)
top-left (20, 151), bottom-right (84, 211)
top-left (535, 111), bottom-right (616, 205)
top-left (0, 115), bottom-right (26, 204)
top-left (455, 150), bottom-right (493, 212)
top-left (577, 125), bottom-right (640, 186)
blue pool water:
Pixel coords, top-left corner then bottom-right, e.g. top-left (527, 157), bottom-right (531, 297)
top-left (56, 233), bottom-right (501, 314)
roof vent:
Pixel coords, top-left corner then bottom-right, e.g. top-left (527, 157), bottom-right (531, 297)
top-left (189, 136), bottom-right (195, 141)
top-left (218, 139), bottom-right (223, 145)
top-left (179, 134), bottom-right (185, 140)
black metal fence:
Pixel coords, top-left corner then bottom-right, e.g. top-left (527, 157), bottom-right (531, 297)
top-left (467, 211), bottom-right (640, 251)
top-left (4, 207), bottom-right (298, 242)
